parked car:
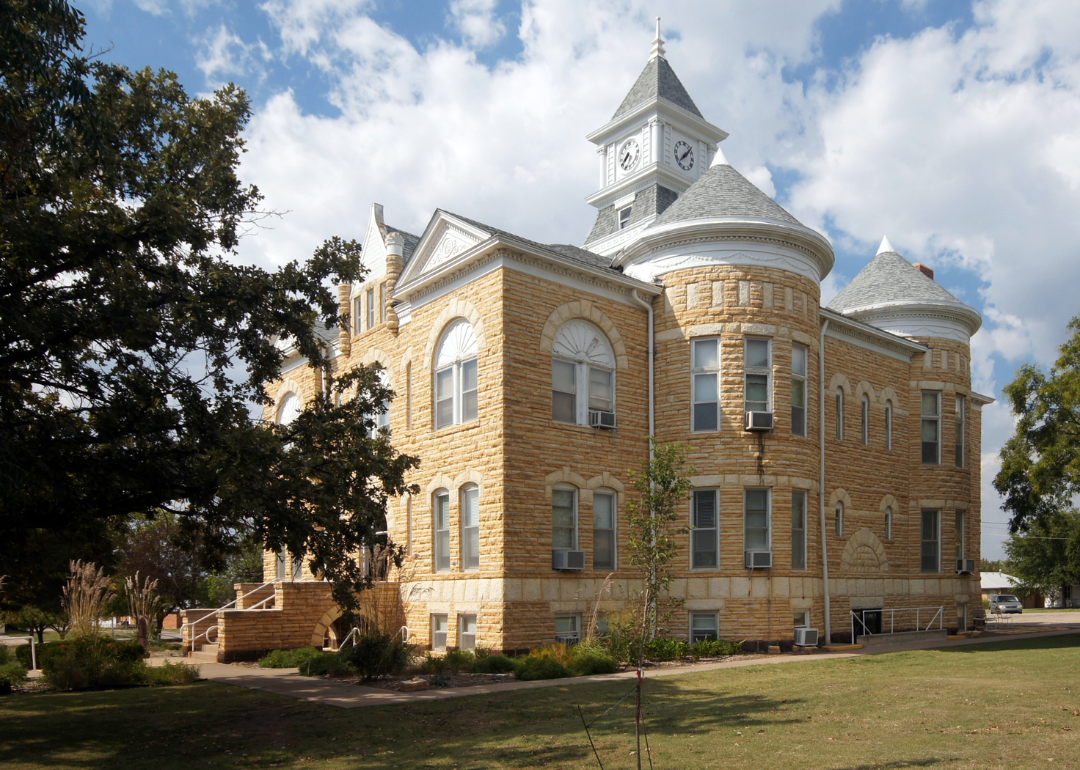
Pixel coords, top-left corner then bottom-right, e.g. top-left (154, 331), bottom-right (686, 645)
top-left (989, 594), bottom-right (1024, 614)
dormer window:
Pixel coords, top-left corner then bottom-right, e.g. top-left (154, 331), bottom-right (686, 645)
top-left (618, 206), bottom-right (632, 230)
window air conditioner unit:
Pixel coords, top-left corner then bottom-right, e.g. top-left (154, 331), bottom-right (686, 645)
top-left (956, 559), bottom-right (976, 574)
top-left (552, 550), bottom-right (586, 570)
top-left (588, 410), bottom-right (617, 429)
top-left (744, 550), bottom-right (773, 569)
top-left (745, 411), bottom-right (774, 431)
top-left (794, 627), bottom-right (819, 647)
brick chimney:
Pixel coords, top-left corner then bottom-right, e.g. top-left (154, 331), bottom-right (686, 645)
top-left (913, 263), bottom-right (934, 281)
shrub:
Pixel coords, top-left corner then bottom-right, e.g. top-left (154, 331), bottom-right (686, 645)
top-left (16, 641), bottom-right (66, 669)
top-left (258, 647), bottom-right (325, 669)
top-left (470, 653), bottom-right (515, 674)
top-left (0, 661), bottom-right (28, 693)
top-left (42, 637), bottom-right (146, 690)
top-left (570, 643), bottom-right (619, 676)
top-left (643, 636), bottom-right (688, 662)
top-left (414, 652), bottom-right (447, 675)
top-left (513, 655), bottom-right (571, 681)
top-left (298, 652), bottom-right (354, 677)
top-left (342, 633), bottom-right (411, 681)
top-left (530, 642), bottom-right (575, 667)
top-left (429, 673), bottom-right (451, 688)
top-left (140, 661), bottom-right (200, 685)
top-left (442, 648), bottom-right (475, 674)
top-left (690, 638), bottom-right (743, 658)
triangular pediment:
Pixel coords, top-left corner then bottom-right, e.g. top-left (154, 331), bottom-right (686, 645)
top-left (397, 211), bottom-right (493, 286)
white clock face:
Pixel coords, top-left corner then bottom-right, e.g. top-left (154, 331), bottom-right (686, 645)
top-left (619, 139), bottom-right (640, 172)
top-left (674, 140), bottom-right (694, 171)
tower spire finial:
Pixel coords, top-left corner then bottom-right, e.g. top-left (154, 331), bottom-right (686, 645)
top-left (650, 17), bottom-right (665, 61)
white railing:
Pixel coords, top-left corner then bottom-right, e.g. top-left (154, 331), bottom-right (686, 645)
top-left (180, 581), bottom-right (278, 655)
top-left (851, 606), bottom-right (945, 638)
top-left (337, 624), bottom-right (410, 651)
top-left (4, 636), bottom-right (37, 670)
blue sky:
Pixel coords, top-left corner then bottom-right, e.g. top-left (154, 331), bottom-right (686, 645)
top-left (79, 0), bottom-right (1080, 560)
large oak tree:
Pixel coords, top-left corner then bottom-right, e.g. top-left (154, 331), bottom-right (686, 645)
top-left (0, 1), bottom-right (418, 616)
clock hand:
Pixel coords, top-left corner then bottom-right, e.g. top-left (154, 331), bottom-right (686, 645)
top-left (679, 146), bottom-right (691, 161)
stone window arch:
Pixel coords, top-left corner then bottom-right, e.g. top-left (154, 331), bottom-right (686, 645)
top-left (433, 318), bottom-right (478, 429)
top-left (551, 319), bottom-right (616, 425)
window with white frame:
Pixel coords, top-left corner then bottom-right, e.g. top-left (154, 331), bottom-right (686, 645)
top-left (885, 401), bottom-right (893, 450)
top-left (551, 320), bottom-right (615, 425)
top-left (792, 491), bottom-right (807, 570)
top-left (861, 394), bottom-right (870, 445)
top-left (744, 489), bottom-right (770, 554)
top-left (791, 344), bottom-right (807, 436)
top-left (366, 288), bottom-right (375, 330)
top-left (593, 491), bottom-right (616, 570)
top-left (744, 338), bottom-right (771, 413)
top-left (618, 206), bottom-right (631, 229)
top-left (555, 615), bottom-right (580, 643)
top-left (689, 612), bottom-right (719, 642)
top-left (434, 490), bottom-right (451, 572)
top-left (431, 614), bottom-right (448, 650)
top-left (692, 338), bottom-right (720, 432)
top-left (885, 506), bottom-right (893, 540)
top-left (955, 395), bottom-right (966, 468)
top-left (434, 319), bottom-right (479, 429)
top-left (835, 389), bottom-right (844, 440)
top-left (277, 392), bottom-right (301, 426)
top-left (921, 509), bottom-right (940, 572)
top-left (921, 391), bottom-right (941, 464)
top-left (461, 485), bottom-right (479, 570)
top-left (458, 614), bottom-right (476, 650)
top-left (353, 296), bottom-right (363, 334)
top-left (691, 489), bottom-right (719, 569)
top-left (793, 610), bottom-right (809, 628)
top-left (835, 501), bottom-right (844, 538)
top-left (378, 283), bottom-right (385, 324)
top-left (370, 368), bottom-right (390, 436)
top-left (552, 486), bottom-right (578, 551)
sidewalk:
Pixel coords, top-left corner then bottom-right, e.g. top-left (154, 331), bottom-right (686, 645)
top-left (183, 624), bottom-right (1080, 709)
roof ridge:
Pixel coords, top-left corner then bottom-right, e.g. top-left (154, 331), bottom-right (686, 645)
top-left (652, 160), bottom-right (802, 227)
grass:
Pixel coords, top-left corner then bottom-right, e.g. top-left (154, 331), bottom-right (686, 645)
top-left (1, 635), bottom-right (1078, 769)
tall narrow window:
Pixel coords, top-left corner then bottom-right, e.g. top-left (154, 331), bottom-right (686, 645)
top-left (885, 506), bottom-right (893, 540)
top-left (861, 394), bottom-right (869, 445)
top-left (353, 297), bottom-right (362, 334)
top-left (744, 338), bottom-right (771, 413)
top-left (692, 338), bottom-right (720, 432)
top-left (921, 509), bottom-right (940, 572)
top-left (434, 319), bottom-right (479, 429)
top-left (744, 489), bottom-right (770, 554)
top-left (434, 491), bottom-right (451, 572)
top-left (370, 369), bottom-right (390, 436)
top-left (405, 362), bottom-right (413, 429)
top-left (792, 491), bottom-right (807, 570)
top-left (378, 283), bottom-right (385, 323)
top-left (955, 511), bottom-right (965, 563)
top-left (955, 395), bottom-right (966, 468)
top-left (835, 502), bottom-right (844, 538)
top-left (884, 401), bottom-right (893, 450)
top-left (791, 344), bottom-right (807, 436)
top-left (921, 392), bottom-right (941, 464)
top-left (366, 288), bottom-right (375, 330)
top-left (458, 614), bottom-right (476, 650)
top-left (835, 389), bottom-right (844, 440)
top-left (552, 487), bottom-right (578, 551)
top-left (691, 490), bottom-right (718, 568)
top-left (593, 492), bottom-right (616, 570)
top-left (618, 206), bottom-right (632, 229)
top-left (431, 614), bottom-right (448, 650)
top-left (461, 485), bottom-right (479, 570)
top-left (551, 321), bottom-right (615, 425)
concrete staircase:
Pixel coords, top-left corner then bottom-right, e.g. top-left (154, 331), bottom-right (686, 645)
top-left (187, 642), bottom-right (219, 664)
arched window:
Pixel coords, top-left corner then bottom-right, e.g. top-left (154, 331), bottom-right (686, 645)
top-left (835, 389), bottom-right (844, 440)
top-left (551, 320), bottom-right (615, 426)
top-left (861, 394), bottom-right (869, 445)
top-left (370, 369), bottom-right (390, 436)
top-left (434, 319), bottom-right (478, 429)
top-left (277, 392), bottom-right (301, 425)
top-left (885, 506), bottom-right (893, 540)
top-left (433, 490), bottom-right (451, 572)
top-left (460, 485), bottom-right (479, 571)
top-left (884, 401), bottom-right (893, 450)
top-left (835, 501), bottom-right (844, 538)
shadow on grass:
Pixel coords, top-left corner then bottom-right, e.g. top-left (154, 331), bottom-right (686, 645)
top-left (930, 633), bottom-right (1080, 654)
top-left (830, 761), bottom-right (957, 770)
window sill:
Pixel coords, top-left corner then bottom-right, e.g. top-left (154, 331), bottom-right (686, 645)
top-left (434, 420), bottom-right (482, 436)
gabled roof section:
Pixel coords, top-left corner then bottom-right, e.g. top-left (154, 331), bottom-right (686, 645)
top-left (652, 154), bottom-right (803, 227)
top-left (448, 212), bottom-right (616, 272)
top-left (828, 248), bottom-right (969, 315)
top-left (613, 56), bottom-right (703, 120)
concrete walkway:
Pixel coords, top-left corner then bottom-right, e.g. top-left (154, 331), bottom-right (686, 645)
top-left (181, 616), bottom-right (1080, 709)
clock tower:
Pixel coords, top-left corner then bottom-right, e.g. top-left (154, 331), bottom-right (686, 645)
top-left (583, 20), bottom-right (728, 256)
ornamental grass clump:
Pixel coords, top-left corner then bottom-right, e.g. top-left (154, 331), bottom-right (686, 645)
top-left (63, 560), bottom-right (113, 639)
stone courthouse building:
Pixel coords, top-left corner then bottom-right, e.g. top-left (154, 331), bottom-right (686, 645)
top-left (207, 30), bottom-right (992, 659)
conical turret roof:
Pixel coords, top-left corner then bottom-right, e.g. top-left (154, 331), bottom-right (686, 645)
top-left (652, 151), bottom-right (803, 227)
top-left (612, 56), bottom-right (703, 120)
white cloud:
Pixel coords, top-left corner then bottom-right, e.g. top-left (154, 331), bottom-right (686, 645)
top-left (196, 24), bottom-right (264, 84)
top-left (134, 0), bottom-right (169, 14)
top-left (259, 0), bottom-right (375, 57)
top-left (448, 0), bottom-right (506, 48)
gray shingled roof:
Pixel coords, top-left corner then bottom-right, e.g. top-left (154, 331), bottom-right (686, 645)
top-left (444, 211), bottom-right (616, 273)
top-left (386, 226), bottom-right (420, 264)
top-left (828, 249), bottom-right (970, 314)
top-left (613, 57), bottom-right (703, 120)
top-left (652, 162), bottom-right (803, 227)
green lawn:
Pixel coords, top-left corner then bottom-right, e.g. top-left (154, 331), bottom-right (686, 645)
top-left (2, 635), bottom-right (1079, 769)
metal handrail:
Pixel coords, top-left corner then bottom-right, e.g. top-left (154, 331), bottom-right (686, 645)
top-left (851, 605), bottom-right (945, 638)
top-left (180, 580), bottom-right (278, 655)
top-left (337, 624), bottom-right (410, 650)
top-left (4, 635), bottom-right (37, 670)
